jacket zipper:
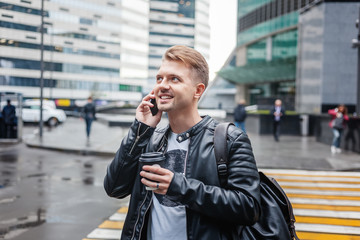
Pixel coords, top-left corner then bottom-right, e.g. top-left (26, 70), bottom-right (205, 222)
top-left (132, 135), bottom-right (167, 239)
top-left (183, 138), bottom-right (190, 175)
top-left (157, 134), bottom-right (168, 152)
top-left (130, 126), bottom-right (168, 239)
top-left (138, 194), bottom-right (153, 240)
top-left (131, 191), bottom-right (151, 240)
top-left (129, 123), bottom-right (150, 155)
top-left (183, 137), bottom-right (190, 239)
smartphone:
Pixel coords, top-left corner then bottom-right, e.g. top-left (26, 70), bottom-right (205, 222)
top-left (150, 98), bottom-right (158, 116)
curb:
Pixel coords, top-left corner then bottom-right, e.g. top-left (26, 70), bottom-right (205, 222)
top-left (25, 142), bottom-right (116, 157)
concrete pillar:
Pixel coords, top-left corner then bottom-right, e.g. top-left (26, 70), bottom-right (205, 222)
top-left (234, 46), bottom-right (248, 104)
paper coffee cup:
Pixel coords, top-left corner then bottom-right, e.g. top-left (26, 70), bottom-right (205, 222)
top-left (139, 152), bottom-right (165, 190)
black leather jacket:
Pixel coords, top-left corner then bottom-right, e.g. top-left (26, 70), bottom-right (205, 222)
top-left (104, 116), bottom-right (260, 240)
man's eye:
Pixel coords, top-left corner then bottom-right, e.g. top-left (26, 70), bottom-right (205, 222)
top-left (172, 77), bottom-right (179, 82)
top-left (156, 77), bottom-right (163, 82)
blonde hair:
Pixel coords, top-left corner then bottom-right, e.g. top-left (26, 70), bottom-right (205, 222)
top-left (163, 45), bottom-right (209, 88)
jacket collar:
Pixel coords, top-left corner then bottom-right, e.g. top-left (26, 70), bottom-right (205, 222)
top-left (170, 115), bottom-right (212, 143)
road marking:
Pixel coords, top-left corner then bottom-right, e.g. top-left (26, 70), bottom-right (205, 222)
top-left (295, 223), bottom-right (360, 235)
top-left (109, 213), bottom-right (126, 221)
top-left (83, 208), bottom-right (125, 240)
top-left (290, 197), bottom-right (360, 207)
top-left (295, 216), bottom-right (360, 227)
top-left (278, 181), bottom-right (360, 189)
top-left (117, 207), bottom-right (128, 213)
top-left (284, 188), bottom-right (360, 196)
top-left (86, 228), bottom-right (122, 239)
top-left (294, 208), bottom-right (360, 219)
top-left (263, 169), bottom-right (360, 177)
top-left (292, 203), bottom-right (360, 211)
top-left (99, 220), bottom-right (124, 229)
top-left (263, 169), bottom-right (360, 237)
top-left (274, 178), bottom-right (360, 184)
top-left (297, 232), bottom-right (360, 240)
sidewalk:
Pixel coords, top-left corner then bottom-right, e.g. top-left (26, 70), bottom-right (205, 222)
top-left (24, 116), bottom-right (360, 171)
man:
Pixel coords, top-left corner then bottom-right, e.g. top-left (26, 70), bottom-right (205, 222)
top-left (104, 45), bottom-right (260, 239)
top-left (270, 99), bottom-right (285, 142)
top-left (2, 99), bottom-right (16, 138)
top-left (233, 99), bottom-right (247, 132)
top-left (82, 96), bottom-right (96, 139)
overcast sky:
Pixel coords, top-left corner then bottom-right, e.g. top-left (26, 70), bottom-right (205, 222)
top-left (209, 0), bottom-right (237, 81)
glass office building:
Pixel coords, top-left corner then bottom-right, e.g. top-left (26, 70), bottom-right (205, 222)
top-left (147, 0), bottom-right (210, 91)
top-left (217, 0), bottom-right (315, 110)
top-left (0, 0), bottom-right (149, 108)
top-left (201, 0), bottom-right (315, 111)
top-left (201, 0), bottom-right (360, 114)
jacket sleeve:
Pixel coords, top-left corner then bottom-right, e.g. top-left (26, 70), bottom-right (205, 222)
top-left (328, 109), bottom-right (336, 116)
top-left (166, 128), bottom-right (260, 225)
top-left (104, 119), bottom-right (155, 198)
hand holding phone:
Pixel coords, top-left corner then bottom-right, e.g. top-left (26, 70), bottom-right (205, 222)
top-left (150, 98), bottom-right (158, 116)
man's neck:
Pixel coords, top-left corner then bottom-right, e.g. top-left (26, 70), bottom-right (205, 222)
top-left (168, 110), bottom-right (202, 134)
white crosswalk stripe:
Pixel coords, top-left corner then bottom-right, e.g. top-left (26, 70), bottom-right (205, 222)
top-left (87, 229), bottom-right (122, 239)
top-left (290, 197), bottom-right (360, 206)
top-left (295, 223), bottom-right (360, 235)
top-left (109, 213), bottom-right (126, 221)
top-left (294, 208), bottom-right (360, 219)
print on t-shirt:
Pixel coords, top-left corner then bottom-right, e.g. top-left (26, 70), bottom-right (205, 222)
top-left (154, 149), bottom-right (186, 207)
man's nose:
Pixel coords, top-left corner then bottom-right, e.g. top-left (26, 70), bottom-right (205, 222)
top-left (158, 78), bottom-right (170, 89)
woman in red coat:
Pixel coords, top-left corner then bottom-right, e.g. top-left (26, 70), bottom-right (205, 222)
top-left (328, 104), bottom-right (349, 154)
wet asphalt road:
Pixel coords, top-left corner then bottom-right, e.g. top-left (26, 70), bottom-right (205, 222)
top-left (0, 126), bottom-right (127, 240)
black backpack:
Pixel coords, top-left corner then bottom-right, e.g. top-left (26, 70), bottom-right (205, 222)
top-left (214, 123), bottom-right (300, 240)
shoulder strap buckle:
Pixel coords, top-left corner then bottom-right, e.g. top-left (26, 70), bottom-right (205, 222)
top-left (217, 163), bottom-right (228, 176)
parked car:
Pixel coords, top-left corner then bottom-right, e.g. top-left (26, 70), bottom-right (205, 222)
top-left (22, 104), bottom-right (67, 126)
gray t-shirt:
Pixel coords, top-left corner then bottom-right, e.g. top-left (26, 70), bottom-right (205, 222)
top-left (147, 131), bottom-right (189, 240)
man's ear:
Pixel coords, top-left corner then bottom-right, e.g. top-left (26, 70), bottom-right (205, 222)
top-left (194, 83), bottom-right (205, 100)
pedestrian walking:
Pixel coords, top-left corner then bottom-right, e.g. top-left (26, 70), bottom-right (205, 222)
top-left (104, 45), bottom-right (261, 240)
top-left (328, 104), bottom-right (349, 154)
top-left (2, 99), bottom-right (16, 138)
top-left (270, 99), bottom-right (285, 142)
top-left (82, 96), bottom-right (96, 139)
top-left (233, 99), bottom-right (247, 132)
top-left (344, 114), bottom-right (358, 152)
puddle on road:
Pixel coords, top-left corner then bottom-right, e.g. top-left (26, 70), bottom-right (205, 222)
top-left (0, 153), bottom-right (18, 163)
top-left (0, 157), bottom-right (100, 238)
top-left (0, 208), bottom-right (46, 239)
top-left (82, 161), bottom-right (94, 185)
top-left (0, 151), bottom-right (20, 188)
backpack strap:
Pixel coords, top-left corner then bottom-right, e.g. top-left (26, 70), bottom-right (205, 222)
top-left (214, 122), bottom-right (234, 185)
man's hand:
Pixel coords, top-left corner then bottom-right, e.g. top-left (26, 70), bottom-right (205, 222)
top-left (136, 93), bottom-right (162, 128)
top-left (140, 165), bottom-right (174, 195)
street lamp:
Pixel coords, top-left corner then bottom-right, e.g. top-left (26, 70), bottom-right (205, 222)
top-left (352, 8), bottom-right (360, 116)
top-left (39, 0), bottom-right (44, 138)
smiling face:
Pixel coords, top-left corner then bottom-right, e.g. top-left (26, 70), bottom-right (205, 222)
top-left (154, 60), bottom-right (204, 114)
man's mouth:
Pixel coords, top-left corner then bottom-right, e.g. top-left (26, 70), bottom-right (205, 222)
top-left (160, 96), bottom-right (172, 99)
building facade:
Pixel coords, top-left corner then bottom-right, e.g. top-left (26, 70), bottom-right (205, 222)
top-left (146, 0), bottom-right (210, 92)
top-left (201, 0), bottom-right (359, 114)
top-left (296, 1), bottom-right (360, 114)
top-left (0, 0), bottom-right (149, 108)
top-left (213, 0), bottom-right (308, 111)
